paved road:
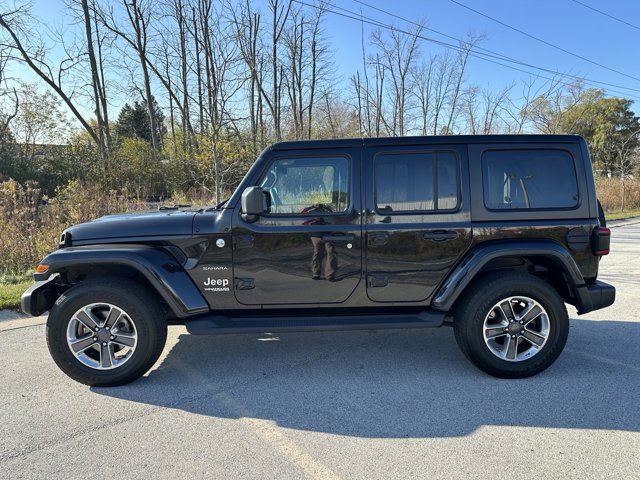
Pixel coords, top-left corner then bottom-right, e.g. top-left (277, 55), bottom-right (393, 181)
top-left (1, 224), bottom-right (639, 479)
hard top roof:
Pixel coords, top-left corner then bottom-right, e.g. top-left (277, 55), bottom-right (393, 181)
top-left (270, 134), bottom-right (583, 151)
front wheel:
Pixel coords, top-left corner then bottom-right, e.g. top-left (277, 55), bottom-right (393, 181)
top-left (47, 277), bottom-right (167, 386)
top-left (453, 272), bottom-right (569, 378)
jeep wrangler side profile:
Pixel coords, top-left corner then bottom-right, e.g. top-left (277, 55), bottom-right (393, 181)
top-left (22, 135), bottom-right (615, 386)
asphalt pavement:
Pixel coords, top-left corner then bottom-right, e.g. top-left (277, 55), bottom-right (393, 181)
top-left (0, 223), bottom-right (639, 479)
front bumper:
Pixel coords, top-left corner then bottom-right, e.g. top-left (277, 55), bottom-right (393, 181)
top-left (20, 275), bottom-right (60, 316)
top-left (574, 280), bottom-right (616, 314)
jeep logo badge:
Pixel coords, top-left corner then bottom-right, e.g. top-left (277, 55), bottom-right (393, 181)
top-left (203, 277), bottom-right (230, 292)
top-left (216, 238), bottom-right (225, 248)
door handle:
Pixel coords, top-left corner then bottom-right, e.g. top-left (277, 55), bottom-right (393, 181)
top-left (234, 234), bottom-right (254, 249)
top-left (423, 230), bottom-right (458, 242)
top-left (368, 233), bottom-right (389, 246)
top-left (322, 234), bottom-right (355, 243)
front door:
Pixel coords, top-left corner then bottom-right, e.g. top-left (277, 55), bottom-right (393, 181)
top-left (364, 144), bottom-right (472, 303)
top-left (232, 147), bottom-right (363, 306)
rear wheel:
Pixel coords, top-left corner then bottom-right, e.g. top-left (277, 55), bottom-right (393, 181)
top-left (453, 272), bottom-right (569, 378)
top-left (47, 277), bottom-right (167, 386)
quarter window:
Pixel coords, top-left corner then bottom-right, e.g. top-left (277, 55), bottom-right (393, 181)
top-left (482, 149), bottom-right (579, 210)
top-left (260, 156), bottom-right (350, 214)
top-left (374, 151), bottom-right (459, 213)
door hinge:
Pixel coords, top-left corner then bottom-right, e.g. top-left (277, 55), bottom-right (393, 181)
top-left (236, 278), bottom-right (255, 290)
top-left (368, 233), bottom-right (389, 246)
top-left (234, 234), bottom-right (254, 249)
top-left (367, 274), bottom-right (388, 288)
top-left (423, 230), bottom-right (458, 242)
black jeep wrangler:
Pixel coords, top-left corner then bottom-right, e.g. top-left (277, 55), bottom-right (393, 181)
top-left (22, 135), bottom-right (615, 386)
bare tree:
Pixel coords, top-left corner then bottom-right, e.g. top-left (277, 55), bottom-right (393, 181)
top-left (229, 0), bottom-right (263, 150)
top-left (282, 2), bottom-right (329, 140)
top-left (371, 23), bottom-right (422, 136)
top-left (0, 5), bottom-right (101, 148)
top-left (190, 6), bottom-right (204, 135)
top-left (0, 46), bottom-right (18, 135)
top-left (170, 0), bottom-right (191, 152)
top-left (80, 0), bottom-right (111, 155)
top-left (97, 0), bottom-right (198, 149)
top-left (444, 34), bottom-right (482, 133)
top-left (306, 3), bottom-right (326, 140)
top-left (411, 55), bottom-right (434, 135)
top-left (268, 0), bottom-right (290, 141)
top-left (118, 0), bottom-right (159, 150)
top-left (524, 79), bottom-right (581, 134)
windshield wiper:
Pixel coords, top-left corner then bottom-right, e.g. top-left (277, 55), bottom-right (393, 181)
top-left (215, 198), bottom-right (229, 210)
top-left (203, 198), bottom-right (229, 211)
top-left (159, 204), bottom-right (192, 211)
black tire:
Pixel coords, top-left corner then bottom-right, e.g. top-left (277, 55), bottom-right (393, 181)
top-left (453, 271), bottom-right (569, 378)
top-left (47, 277), bottom-right (167, 387)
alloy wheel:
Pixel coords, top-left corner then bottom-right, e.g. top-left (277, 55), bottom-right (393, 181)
top-left (66, 303), bottom-right (138, 370)
top-left (482, 296), bottom-right (550, 362)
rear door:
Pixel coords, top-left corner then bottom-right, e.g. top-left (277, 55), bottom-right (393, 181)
top-left (364, 144), bottom-right (472, 303)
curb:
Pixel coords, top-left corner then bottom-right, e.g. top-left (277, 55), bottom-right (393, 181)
top-left (0, 309), bottom-right (26, 322)
top-left (608, 216), bottom-right (640, 228)
top-left (0, 314), bottom-right (46, 332)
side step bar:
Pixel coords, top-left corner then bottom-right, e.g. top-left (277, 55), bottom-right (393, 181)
top-left (185, 310), bottom-right (445, 335)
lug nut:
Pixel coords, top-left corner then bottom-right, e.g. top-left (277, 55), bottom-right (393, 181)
top-left (94, 327), bottom-right (99, 332)
top-left (102, 342), bottom-right (107, 346)
top-left (93, 337), bottom-right (97, 341)
top-left (110, 335), bottom-right (115, 340)
top-left (511, 335), bottom-right (515, 338)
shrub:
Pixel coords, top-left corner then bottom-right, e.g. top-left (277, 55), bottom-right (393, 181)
top-left (0, 179), bottom-right (145, 273)
top-left (595, 177), bottom-right (640, 212)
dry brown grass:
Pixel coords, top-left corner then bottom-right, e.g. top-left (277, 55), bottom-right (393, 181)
top-left (0, 180), bottom-right (147, 274)
top-left (0, 179), bottom-right (227, 275)
top-left (595, 177), bottom-right (640, 213)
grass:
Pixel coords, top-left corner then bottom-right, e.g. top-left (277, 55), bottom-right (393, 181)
top-left (0, 272), bottom-right (32, 311)
top-left (0, 281), bottom-right (31, 311)
top-left (605, 209), bottom-right (640, 221)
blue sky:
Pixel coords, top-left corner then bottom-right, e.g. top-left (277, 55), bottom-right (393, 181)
top-left (12, 0), bottom-right (640, 122)
top-left (326, 0), bottom-right (640, 101)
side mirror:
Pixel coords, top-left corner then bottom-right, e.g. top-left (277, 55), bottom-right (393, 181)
top-left (241, 186), bottom-right (267, 222)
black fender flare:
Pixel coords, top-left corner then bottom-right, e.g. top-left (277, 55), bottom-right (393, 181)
top-left (431, 240), bottom-right (585, 312)
top-left (33, 245), bottom-right (209, 318)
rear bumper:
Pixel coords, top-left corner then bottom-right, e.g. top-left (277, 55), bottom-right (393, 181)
top-left (574, 280), bottom-right (616, 314)
top-left (21, 276), bottom-right (60, 316)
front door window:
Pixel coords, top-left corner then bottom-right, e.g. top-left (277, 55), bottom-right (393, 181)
top-left (260, 156), bottom-right (350, 215)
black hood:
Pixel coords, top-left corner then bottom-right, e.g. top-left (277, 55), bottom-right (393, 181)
top-left (64, 210), bottom-right (200, 243)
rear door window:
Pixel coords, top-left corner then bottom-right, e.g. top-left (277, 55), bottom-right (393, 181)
top-left (482, 149), bottom-right (579, 210)
top-left (374, 151), bottom-right (459, 213)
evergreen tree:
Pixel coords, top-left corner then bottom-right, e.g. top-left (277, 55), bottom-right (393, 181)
top-left (115, 97), bottom-right (166, 145)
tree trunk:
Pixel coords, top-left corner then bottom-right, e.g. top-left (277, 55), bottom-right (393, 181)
top-left (125, 0), bottom-right (160, 152)
top-left (192, 7), bottom-right (204, 136)
top-left (81, 0), bottom-right (108, 160)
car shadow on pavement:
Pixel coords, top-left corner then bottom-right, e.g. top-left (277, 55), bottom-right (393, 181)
top-left (93, 318), bottom-right (640, 438)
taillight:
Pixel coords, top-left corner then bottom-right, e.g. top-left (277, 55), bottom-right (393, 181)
top-left (592, 227), bottom-right (611, 256)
